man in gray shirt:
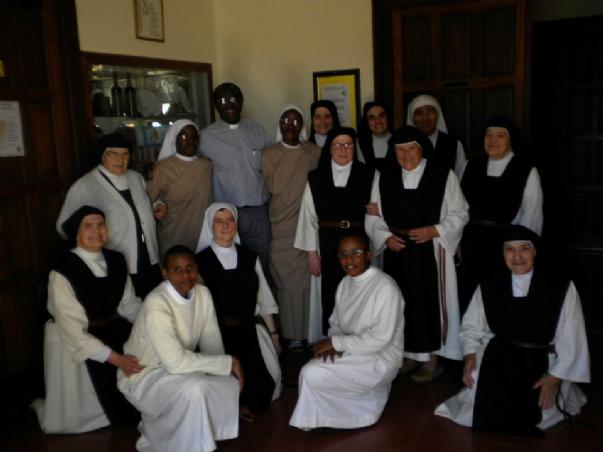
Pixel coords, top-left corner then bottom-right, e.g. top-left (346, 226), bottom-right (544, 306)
top-left (201, 82), bottom-right (272, 268)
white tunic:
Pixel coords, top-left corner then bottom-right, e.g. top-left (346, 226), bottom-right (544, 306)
top-left (56, 166), bottom-right (159, 273)
top-left (33, 248), bottom-right (141, 434)
top-left (434, 279), bottom-right (590, 430)
top-left (290, 267), bottom-right (404, 430)
top-left (118, 281), bottom-right (239, 452)
top-left (365, 160), bottom-right (469, 361)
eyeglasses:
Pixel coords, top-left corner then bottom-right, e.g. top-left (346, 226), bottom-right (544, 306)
top-left (338, 248), bottom-right (367, 258)
top-left (332, 142), bottom-right (355, 151)
top-left (216, 96), bottom-right (241, 106)
top-left (178, 132), bottom-right (199, 141)
top-left (280, 118), bottom-right (301, 126)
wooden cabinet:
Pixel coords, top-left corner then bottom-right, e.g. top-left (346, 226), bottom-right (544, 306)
top-left (0, 0), bottom-right (85, 383)
top-left (374, 0), bottom-right (531, 155)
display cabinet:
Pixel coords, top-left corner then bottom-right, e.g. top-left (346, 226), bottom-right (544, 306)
top-left (81, 52), bottom-right (213, 172)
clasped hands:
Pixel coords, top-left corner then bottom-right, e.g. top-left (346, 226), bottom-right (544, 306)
top-left (312, 338), bottom-right (343, 362)
top-left (386, 226), bottom-right (439, 251)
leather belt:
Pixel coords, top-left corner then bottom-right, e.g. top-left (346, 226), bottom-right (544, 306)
top-left (318, 220), bottom-right (361, 229)
top-left (505, 338), bottom-right (554, 352)
top-left (389, 227), bottom-right (411, 236)
top-left (222, 316), bottom-right (254, 327)
top-left (469, 219), bottom-right (507, 228)
top-left (88, 314), bottom-right (117, 328)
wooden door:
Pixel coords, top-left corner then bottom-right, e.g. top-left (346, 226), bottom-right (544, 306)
top-left (0, 0), bottom-right (85, 399)
top-left (532, 16), bottom-right (603, 382)
top-left (375, 0), bottom-right (530, 156)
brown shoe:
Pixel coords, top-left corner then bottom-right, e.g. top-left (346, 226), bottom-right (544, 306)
top-left (410, 364), bottom-right (443, 383)
top-left (398, 358), bottom-right (420, 375)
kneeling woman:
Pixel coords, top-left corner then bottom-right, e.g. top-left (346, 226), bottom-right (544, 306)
top-left (196, 203), bottom-right (282, 419)
top-left (34, 206), bottom-right (143, 433)
top-left (435, 226), bottom-right (590, 435)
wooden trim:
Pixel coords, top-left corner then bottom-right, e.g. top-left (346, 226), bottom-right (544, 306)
top-left (392, 10), bottom-right (404, 127)
top-left (81, 52), bottom-right (212, 73)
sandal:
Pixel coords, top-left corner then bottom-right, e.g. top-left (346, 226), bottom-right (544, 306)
top-left (410, 364), bottom-right (443, 383)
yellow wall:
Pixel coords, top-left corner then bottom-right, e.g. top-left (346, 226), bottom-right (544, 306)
top-left (75, 0), bottom-right (217, 63)
top-left (75, 0), bottom-right (373, 133)
top-left (212, 0), bottom-right (374, 133)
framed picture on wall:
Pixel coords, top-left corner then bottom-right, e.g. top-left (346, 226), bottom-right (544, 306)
top-left (134, 0), bottom-right (165, 42)
top-left (312, 69), bottom-right (360, 129)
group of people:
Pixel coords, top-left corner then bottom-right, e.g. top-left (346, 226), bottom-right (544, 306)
top-left (31, 82), bottom-right (590, 451)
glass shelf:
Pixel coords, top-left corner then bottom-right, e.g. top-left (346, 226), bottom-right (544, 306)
top-left (82, 53), bottom-right (213, 172)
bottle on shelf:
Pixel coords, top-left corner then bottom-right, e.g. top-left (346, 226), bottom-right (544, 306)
top-left (124, 72), bottom-right (138, 117)
top-left (110, 71), bottom-right (125, 117)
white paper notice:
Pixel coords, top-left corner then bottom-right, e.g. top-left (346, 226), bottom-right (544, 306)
top-left (0, 101), bottom-right (25, 157)
top-left (322, 84), bottom-right (350, 126)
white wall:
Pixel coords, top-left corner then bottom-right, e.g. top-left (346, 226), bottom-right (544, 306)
top-left (75, 0), bottom-right (217, 63)
top-left (75, 0), bottom-right (603, 133)
top-left (212, 0), bottom-right (374, 133)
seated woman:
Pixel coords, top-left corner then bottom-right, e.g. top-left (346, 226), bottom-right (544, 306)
top-left (56, 133), bottom-right (164, 298)
top-left (33, 206), bottom-right (143, 433)
top-left (195, 203), bottom-right (282, 420)
top-left (118, 245), bottom-right (242, 452)
top-left (435, 226), bottom-right (590, 435)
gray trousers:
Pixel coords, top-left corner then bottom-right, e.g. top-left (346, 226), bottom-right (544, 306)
top-left (237, 204), bottom-right (271, 272)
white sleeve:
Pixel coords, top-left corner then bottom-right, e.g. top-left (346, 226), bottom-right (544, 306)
top-left (254, 258), bottom-right (278, 316)
top-left (144, 293), bottom-right (232, 376)
top-left (294, 182), bottom-right (319, 252)
top-left (459, 287), bottom-right (494, 356)
top-left (364, 171), bottom-right (393, 256)
top-left (434, 171), bottom-right (469, 253)
top-left (454, 140), bottom-right (467, 179)
top-left (512, 168), bottom-right (543, 234)
top-left (47, 271), bottom-right (109, 363)
top-left (331, 282), bottom-right (403, 354)
top-left (116, 276), bottom-right (142, 323)
top-left (549, 282), bottom-right (590, 382)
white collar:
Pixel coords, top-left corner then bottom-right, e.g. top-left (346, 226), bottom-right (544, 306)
top-left (98, 164), bottom-right (128, 190)
top-left (175, 153), bottom-right (197, 162)
top-left (402, 158), bottom-right (426, 175)
top-left (280, 141), bottom-right (301, 149)
top-left (228, 123), bottom-right (240, 130)
top-left (165, 280), bottom-right (194, 305)
top-left (372, 132), bottom-right (391, 142)
top-left (349, 266), bottom-right (376, 282)
top-left (73, 246), bottom-right (103, 261)
top-left (332, 160), bottom-right (353, 172)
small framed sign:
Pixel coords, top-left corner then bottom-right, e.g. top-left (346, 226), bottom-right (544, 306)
top-left (313, 69), bottom-right (361, 129)
top-left (134, 0), bottom-right (165, 42)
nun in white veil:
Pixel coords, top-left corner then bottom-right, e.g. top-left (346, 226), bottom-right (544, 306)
top-left (147, 119), bottom-right (213, 256)
top-left (262, 105), bottom-right (321, 351)
top-left (195, 203), bottom-right (281, 417)
top-left (406, 94), bottom-right (467, 177)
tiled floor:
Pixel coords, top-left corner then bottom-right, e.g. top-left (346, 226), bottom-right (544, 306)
top-left (2, 353), bottom-right (601, 452)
